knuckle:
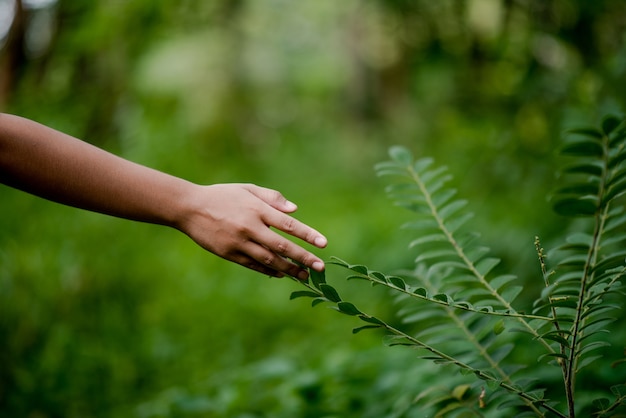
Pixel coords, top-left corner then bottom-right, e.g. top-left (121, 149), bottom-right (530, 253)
top-left (268, 189), bottom-right (284, 202)
top-left (282, 217), bottom-right (297, 233)
top-left (298, 253), bottom-right (315, 268)
top-left (275, 241), bottom-right (289, 254)
top-left (263, 254), bottom-right (275, 266)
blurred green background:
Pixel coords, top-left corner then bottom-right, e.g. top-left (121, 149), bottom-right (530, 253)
top-left (1, 1), bottom-right (625, 417)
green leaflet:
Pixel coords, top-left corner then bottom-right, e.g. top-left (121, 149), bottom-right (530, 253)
top-left (319, 283), bottom-right (341, 303)
top-left (290, 290), bottom-right (320, 300)
top-left (309, 267), bottom-right (326, 289)
top-left (602, 115), bottom-right (622, 135)
top-left (336, 301), bottom-right (361, 316)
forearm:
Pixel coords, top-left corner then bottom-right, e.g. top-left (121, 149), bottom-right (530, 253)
top-left (0, 113), bottom-right (192, 228)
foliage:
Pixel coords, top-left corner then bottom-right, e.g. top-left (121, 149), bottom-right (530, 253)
top-left (291, 115), bottom-right (626, 417)
top-left (2, 1), bottom-right (626, 417)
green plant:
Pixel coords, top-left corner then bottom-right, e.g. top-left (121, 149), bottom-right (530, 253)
top-left (290, 115), bottom-right (626, 417)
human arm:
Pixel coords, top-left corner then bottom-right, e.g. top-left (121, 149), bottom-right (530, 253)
top-left (0, 113), bottom-right (327, 279)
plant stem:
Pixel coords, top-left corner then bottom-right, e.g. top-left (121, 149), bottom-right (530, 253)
top-left (564, 132), bottom-right (612, 418)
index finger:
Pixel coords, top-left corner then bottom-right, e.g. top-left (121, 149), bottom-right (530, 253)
top-left (267, 211), bottom-right (327, 249)
top-left (261, 211), bottom-right (327, 269)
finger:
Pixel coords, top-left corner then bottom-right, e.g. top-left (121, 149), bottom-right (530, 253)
top-left (262, 211), bottom-right (328, 250)
top-left (230, 252), bottom-right (286, 278)
top-left (244, 241), bottom-right (311, 280)
top-left (252, 227), bottom-right (325, 273)
top-left (244, 184), bottom-right (298, 213)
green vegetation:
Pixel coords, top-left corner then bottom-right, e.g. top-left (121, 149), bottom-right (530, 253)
top-left (1, 1), bottom-right (626, 417)
top-left (291, 116), bottom-right (626, 416)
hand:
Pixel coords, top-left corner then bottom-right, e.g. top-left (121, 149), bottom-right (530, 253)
top-left (176, 183), bottom-right (327, 280)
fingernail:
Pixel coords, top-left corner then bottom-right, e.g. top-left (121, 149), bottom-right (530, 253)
top-left (285, 200), bottom-right (298, 211)
top-left (312, 261), bottom-right (324, 271)
top-left (314, 236), bottom-right (327, 247)
top-left (297, 270), bottom-right (309, 281)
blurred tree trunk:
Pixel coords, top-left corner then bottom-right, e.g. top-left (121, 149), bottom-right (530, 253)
top-left (0, 0), bottom-right (27, 110)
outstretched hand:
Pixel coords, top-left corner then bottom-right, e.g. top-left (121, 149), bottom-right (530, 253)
top-left (177, 183), bottom-right (327, 280)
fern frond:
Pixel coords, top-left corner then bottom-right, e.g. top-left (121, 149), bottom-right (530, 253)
top-left (546, 115), bottom-right (626, 415)
top-left (373, 147), bottom-right (560, 358)
top-left (288, 272), bottom-right (564, 418)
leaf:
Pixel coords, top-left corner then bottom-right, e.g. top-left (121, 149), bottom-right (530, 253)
top-left (346, 274), bottom-right (371, 282)
top-left (433, 293), bottom-right (451, 303)
top-left (388, 276), bottom-right (407, 290)
top-left (375, 163), bottom-right (407, 177)
top-left (567, 127), bottom-right (603, 139)
top-left (490, 275), bottom-right (517, 291)
top-left (319, 284), bottom-right (341, 302)
top-left (446, 212), bottom-right (474, 233)
top-left (561, 140), bottom-right (604, 157)
top-left (348, 264), bottom-right (368, 275)
top-left (389, 145), bottom-right (413, 165)
top-left (610, 384), bottom-right (626, 398)
top-left (352, 325), bottom-right (382, 334)
top-left (384, 335), bottom-right (414, 347)
top-left (592, 253), bottom-right (626, 274)
top-left (337, 301), bottom-right (362, 316)
top-left (290, 290), bottom-right (320, 300)
top-left (580, 303), bottom-right (621, 319)
top-left (476, 257), bottom-right (501, 276)
top-left (557, 253), bottom-right (589, 267)
top-left (553, 197), bottom-right (598, 217)
top-left (421, 166), bottom-right (449, 184)
top-left (415, 249), bottom-right (458, 263)
top-left (608, 151), bottom-right (626, 169)
top-left (537, 352), bottom-right (568, 363)
top-left (409, 233), bottom-right (448, 248)
top-left (563, 161), bottom-right (603, 176)
top-left (491, 343), bottom-right (515, 363)
top-left (493, 319), bottom-right (506, 335)
top-left (309, 268), bottom-right (326, 289)
top-left (592, 398), bottom-right (611, 411)
top-left (579, 316), bottom-right (616, 334)
top-left (328, 256), bottom-right (350, 267)
top-left (450, 302), bottom-right (472, 313)
top-left (431, 187), bottom-right (457, 207)
top-left (603, 178), bottom-right (626, 203)
top-left (576, 340), bottom-right (611, 357)
top-left (413, 287), bottom-right (427, 297)
top-left (609, 127), bottom-right (626, 147)
top-left (359, 315), bottom-right (385, 325)
top-left (539, 330), bottom-right (571, 347)
top-left (413, 157), bottom-right (435, 173)
top-left (402, 218), bottom-right (439, 230)
top-left (555, 183), bottom-right (599, 196)
top-left (602, 115), bottom-right (622, 136)
top-left (501, 285), bottom-right (523, 303)
top-left (565, 231), bottom-right (594, 246)
top-left (438, 200), bottom-right (468, 220)
top-left (369, 271), bottom-right (386, 282)
top-left (577, 355), bottom-right (604, 372)
top-left (451, 384), bottom-right (471, 400)
top-left (604, 212), bottom-right (626, 233)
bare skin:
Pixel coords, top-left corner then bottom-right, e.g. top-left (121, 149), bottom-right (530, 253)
top-left (0, 113), bottom-right (327, 280)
